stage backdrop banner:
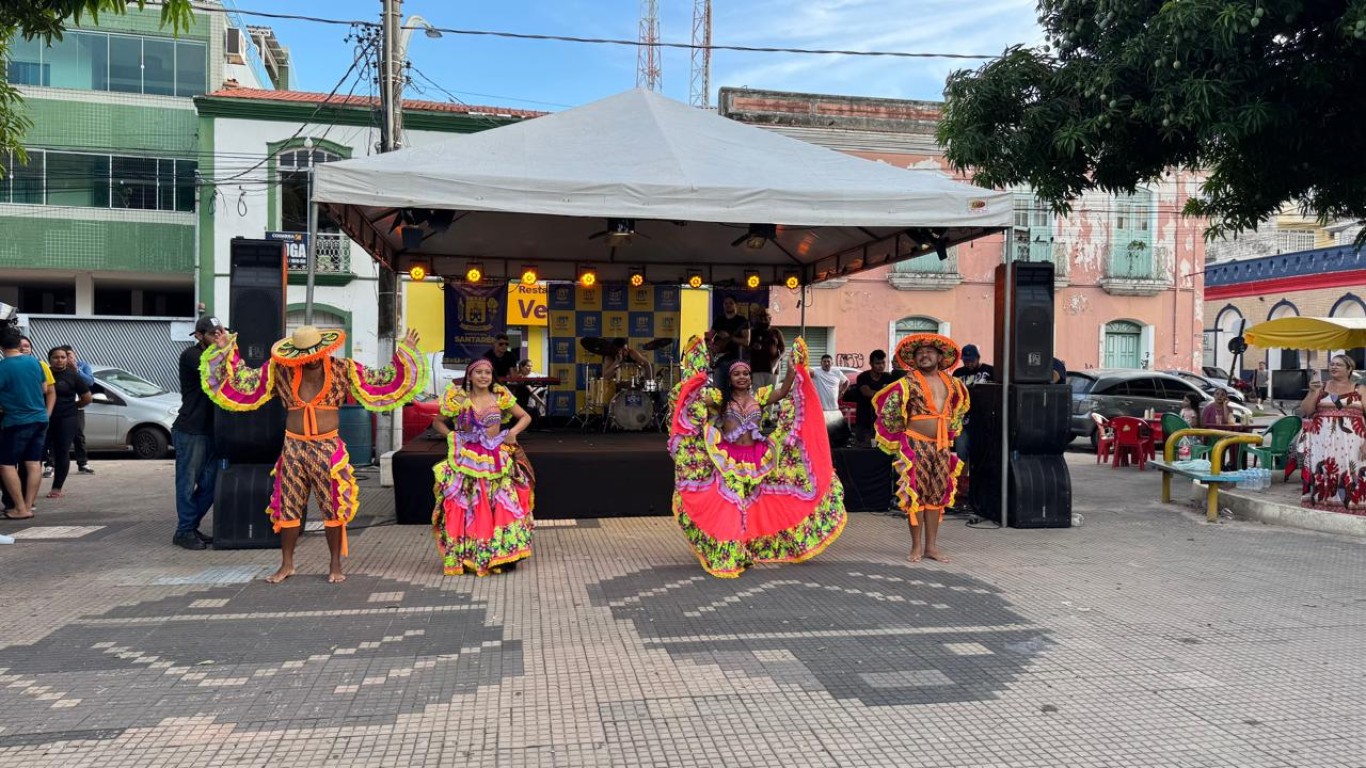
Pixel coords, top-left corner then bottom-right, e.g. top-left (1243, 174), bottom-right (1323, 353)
top-left (444, 282), bottom-right (507, 365)
top-left (711, 287), bottom-right (769, 327)
top-left (544, 282), bottom-right (682, 416)
top-left (507, 282), bottom-right (549, 326)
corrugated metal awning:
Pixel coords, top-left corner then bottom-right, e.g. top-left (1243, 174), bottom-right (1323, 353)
top-left (21, 316), bottom-right (194, 392)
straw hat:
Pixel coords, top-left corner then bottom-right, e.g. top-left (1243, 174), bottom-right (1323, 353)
top-left (270, 326), bottom-right (346, 366)
top-left (892, 333), bottom-right (960, 371)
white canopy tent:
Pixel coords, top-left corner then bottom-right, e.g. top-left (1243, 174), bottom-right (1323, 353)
top-left (313, 88), bottom-right (1012, 285)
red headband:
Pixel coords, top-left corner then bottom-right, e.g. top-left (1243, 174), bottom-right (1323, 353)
top-left (468, 359), bottom-right (494, 374)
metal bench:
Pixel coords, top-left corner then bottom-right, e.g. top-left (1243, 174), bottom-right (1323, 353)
top-left (1152, 428), bottom-right (1264, 522)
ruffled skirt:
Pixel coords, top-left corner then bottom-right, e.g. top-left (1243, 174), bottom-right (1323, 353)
top-left (432, 441), bottom-right (534, 576)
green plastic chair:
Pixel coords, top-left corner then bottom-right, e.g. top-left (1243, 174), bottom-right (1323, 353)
top-left (1160, 412), bottom-right (1212, 460)
top-left (1243, 416), bottom-right (1303, 477)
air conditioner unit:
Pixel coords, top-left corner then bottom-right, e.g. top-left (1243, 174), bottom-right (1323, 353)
top-left (226, 27), bottom-right (246, 64)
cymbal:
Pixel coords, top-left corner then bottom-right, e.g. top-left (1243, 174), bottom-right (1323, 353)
top-left (641, 337), bottom-right (674, 351)
top-left (579, 337), bottom-right (615, 356)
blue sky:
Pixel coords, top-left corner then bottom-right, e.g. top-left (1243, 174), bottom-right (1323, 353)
top-left (236, 0), bottom-right (1044, 111)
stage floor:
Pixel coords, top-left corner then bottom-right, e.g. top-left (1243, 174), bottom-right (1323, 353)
top-left (391, 428), bottom-right (893, 522)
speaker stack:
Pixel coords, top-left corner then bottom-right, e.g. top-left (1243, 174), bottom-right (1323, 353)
top-left (213, 238), bottom-right (288, 549)
top-left (968, 261), bottom-right (1073, 528)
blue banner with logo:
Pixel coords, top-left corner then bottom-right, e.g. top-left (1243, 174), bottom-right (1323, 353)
top-left (443, 282), bottom-right (507, 366)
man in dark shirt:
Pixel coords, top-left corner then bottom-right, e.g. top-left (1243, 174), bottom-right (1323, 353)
top-left (172, 315), bottom-right (224, 550)
top-left (747, 307), bottom-right (785, 389)
top-left (711, 296), bottom-right (751, 348)
top-left (849, 349), bottom-right (903, 447)
top-left (44, 347), bottom-right (91, 499)
top-left (481, 334), bottom-right (519, 381)
top-left (951, 344), bottom-right (994, 388)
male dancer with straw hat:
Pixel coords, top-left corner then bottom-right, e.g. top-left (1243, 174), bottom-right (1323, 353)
top-left (872, 333), bottom-right (970, 564)
top-left (201, 325), bottom-right (427, 583)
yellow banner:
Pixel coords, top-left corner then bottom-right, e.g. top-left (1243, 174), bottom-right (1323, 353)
top-left (506, 282), bottom-right (549, 326)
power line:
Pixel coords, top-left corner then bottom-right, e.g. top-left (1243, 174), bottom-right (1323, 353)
top-left (200, 5), bottom-right (1003, 61)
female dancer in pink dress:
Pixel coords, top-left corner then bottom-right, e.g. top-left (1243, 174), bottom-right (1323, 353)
top-left (668, 337), bottom-right (846, 577)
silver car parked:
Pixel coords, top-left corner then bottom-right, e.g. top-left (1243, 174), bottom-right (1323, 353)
top-left (85, 366), bottom-right (178, 459)
top-left (1070, 369), bottom-right (1252, 448)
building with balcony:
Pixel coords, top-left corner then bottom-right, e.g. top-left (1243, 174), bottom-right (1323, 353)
top-left (193, 88), bottom-right (540, 365)
top-left (718, 88), bottom-right (1208, 372)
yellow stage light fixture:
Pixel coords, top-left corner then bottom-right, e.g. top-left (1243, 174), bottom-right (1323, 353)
top-left (577, 265), bottom-right (598, 287)
top-left (408, 264), bottom-right (427, 282)
top-left (465, 262), bottom-right (484, 283)
top-left (783, 271), bottom-right (801, 290)
top-left (744, 271), bottom-right (762, 289)
top-left (686, 270), bottom-right (704, 289)
top-left (628, 267), bottom-right (646, 287)
top-left (520, 265), bottom-right (538, 285)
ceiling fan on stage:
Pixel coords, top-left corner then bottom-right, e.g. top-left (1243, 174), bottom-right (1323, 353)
top-left (730, 223), bottom-right (778, 250)
top-left (587, 218), bottom-right (646, 247)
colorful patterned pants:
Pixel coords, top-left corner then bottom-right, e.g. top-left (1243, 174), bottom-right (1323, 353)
top-left (269, 434), bottom-right (359, 552)
top-left (892, 442), bottom-right (958, 527)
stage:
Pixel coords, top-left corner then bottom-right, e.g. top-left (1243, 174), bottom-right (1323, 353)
top-left (392, 429), bottom-right (896, 522)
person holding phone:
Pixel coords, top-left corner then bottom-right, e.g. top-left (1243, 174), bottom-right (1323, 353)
top-left (1296, 354), bottom-right (1366, 511)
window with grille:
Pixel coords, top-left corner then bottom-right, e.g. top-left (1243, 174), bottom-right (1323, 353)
top-left (279, 148), bottom-right (342, 233)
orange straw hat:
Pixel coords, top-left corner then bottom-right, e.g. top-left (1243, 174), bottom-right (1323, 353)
top-left (892, 333), bottom-right (960, 371)
top-left (270, 326), bottom-right (346, 366)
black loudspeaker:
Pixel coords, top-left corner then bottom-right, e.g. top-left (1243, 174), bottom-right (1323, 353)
top-left (824, 409), bottom-right (851, 448)
top-left (214, 400), bottom-right (286, 465)
top-left (970, 454), bottom-right (1072, 529)
top-left (994, 261), bottom-right (1055, 383)
top-left (966, 384), bottom-right (1072, 456)
top-left (229, 238), bottom-right (286, 368)
top-left (832, 448), bottom-right (895, 513)
top-left (212, 464), bottom-right (282, 549)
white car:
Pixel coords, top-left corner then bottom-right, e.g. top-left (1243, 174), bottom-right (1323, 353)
top-left (85, 366), bottom-right (179, 459)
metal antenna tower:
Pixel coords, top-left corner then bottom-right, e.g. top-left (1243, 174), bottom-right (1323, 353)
top-left (636, 0), bottom-right (662, 90)
top-left (689, 0), bottom-right (712, 107)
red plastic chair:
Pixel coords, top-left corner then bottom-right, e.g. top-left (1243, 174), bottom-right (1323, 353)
top-left (1109, 416), bottom-right (1153, 470)
top-left (1091, 412), bottom-right (1116, 464)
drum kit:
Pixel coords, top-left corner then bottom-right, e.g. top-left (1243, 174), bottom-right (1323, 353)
top-left (576, 336), bottom-right (677, 432)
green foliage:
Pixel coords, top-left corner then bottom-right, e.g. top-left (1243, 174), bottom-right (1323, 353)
top-left (938, 1), bottom-right (1366, 240)
top-left (0, 1), bottom-right (193, 170)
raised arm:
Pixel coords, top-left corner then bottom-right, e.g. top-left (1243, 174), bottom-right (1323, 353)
top-left (200, 333), bottom-right (277, 411)
top-left (347, 328), bottom-right (430, 412)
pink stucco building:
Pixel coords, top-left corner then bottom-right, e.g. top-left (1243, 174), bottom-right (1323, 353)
top-left (719, 88), bottom-right (1206, 373)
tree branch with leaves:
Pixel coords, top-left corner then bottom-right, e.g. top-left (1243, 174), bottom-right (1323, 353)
top-left (937, 0), bottom-right (1366, 241)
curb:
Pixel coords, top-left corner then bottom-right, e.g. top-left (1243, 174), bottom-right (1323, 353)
top-left (1220, 486), bottom-right (1366, 538)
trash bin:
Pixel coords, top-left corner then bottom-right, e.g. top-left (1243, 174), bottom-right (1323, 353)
top-left (339, 405), bottom-right (375, 466)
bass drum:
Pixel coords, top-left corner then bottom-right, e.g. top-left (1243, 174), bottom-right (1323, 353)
top-left (609, 388), bottom-right (653, 431)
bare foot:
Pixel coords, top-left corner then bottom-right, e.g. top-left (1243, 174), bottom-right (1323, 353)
top-left (264, 568), bottom-right (295, 584)
top-left (924, 548), bottom-right (951, 563)
top-left (908, 545), bottom-right (924, 564)
top-left (327, 570), bottom-right (346, 584)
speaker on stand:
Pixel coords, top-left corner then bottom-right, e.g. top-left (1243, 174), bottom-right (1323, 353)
top-left (972, 261), bottom-right (1073, 529)
top-left (213, 238), bottom-right (288, 550)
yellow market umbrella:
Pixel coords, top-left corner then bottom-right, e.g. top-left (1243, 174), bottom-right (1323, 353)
top-left (1244, 316), bottom-right (1366, 350)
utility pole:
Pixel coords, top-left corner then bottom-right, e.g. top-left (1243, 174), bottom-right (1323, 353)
top-left (376, 0), bottom-right (402, 454)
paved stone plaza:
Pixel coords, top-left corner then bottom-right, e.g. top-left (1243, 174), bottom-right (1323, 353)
top-left (1, 452), bottom-right (1363, 767)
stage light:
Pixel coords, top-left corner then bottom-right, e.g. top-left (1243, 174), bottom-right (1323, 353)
top-left (783, 271), bottom-right (801, 290)
top-left (577, 265), bottom-right (598, 287)
top-left (408, 264), bottom-right (427, 282)
top-left (686, 269), bottom-right (704, 289)
top-left (628, 267), bottom-right (646, 287)
top-left (520, 265), bottom-right (538, 285)
top-left (743, 271), bottom-right (762, 289)
top-left (465, 262), bottom-right (484, 283)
